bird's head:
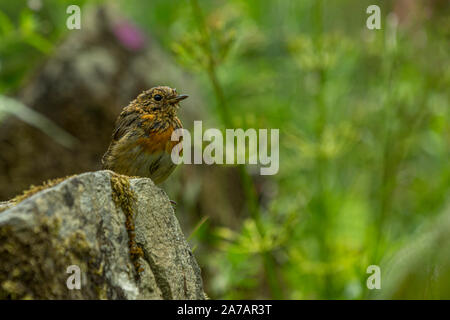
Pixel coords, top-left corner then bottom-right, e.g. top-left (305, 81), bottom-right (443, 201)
top-left (137, 86), bottom-right (188, 115)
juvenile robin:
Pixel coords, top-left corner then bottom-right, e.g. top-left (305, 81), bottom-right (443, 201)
top-left (102, 86), bottom-right (188, 184)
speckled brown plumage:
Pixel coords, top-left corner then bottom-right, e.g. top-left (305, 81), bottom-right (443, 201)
top-left (102, 86), bottom-right (187, 184)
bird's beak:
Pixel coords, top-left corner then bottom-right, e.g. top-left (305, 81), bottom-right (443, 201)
top-left (169, 94), bottom-right (189, 104)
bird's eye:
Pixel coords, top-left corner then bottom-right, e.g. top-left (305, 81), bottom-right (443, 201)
top-left (154, 94), bottom-right (162, 101)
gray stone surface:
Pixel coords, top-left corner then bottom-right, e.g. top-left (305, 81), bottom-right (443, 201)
top-left (0, 170), bottom-right (205, 299)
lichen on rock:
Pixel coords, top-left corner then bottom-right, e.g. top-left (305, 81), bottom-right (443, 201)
top-left (0, 170), bottom-right (205, 299)
top-left (0, 215), bottom-right (97, 299)
top-left (0, 176), bottom-right (73, 213)
top-left (110, 173), bottom-right (144, 276)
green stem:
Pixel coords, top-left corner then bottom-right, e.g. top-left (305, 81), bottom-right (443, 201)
top-left (190, 0), bottom-right (283, 299)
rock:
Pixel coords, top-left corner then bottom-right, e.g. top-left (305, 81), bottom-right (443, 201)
top-left (0, 170), bottom-right (205, 299)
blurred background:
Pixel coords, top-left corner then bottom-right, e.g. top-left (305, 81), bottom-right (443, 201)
top-left (0, 0), bottom-right (449, 299)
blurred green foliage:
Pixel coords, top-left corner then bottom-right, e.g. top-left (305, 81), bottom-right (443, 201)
top-left (0, 0), bottom-right (89, 144)
top-left (1, 0), bottom-right (449, 299)
top-left (0, 0), bottom-right (90, 92)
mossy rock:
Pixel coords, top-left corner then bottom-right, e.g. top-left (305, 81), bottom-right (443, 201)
top-left (0, 170), bottom-right (205, 299)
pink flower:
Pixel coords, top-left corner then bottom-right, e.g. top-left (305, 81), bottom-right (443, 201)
top-left (113, 21), bottom-right (146, 51)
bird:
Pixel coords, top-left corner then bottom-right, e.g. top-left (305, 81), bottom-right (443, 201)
top-left (102, 86), bottom-right (188, 184)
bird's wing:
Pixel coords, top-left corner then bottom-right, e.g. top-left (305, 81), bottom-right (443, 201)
top-left (101, 110), bottom-right (139, 169)
top-left (112, 110), bottom-right (140, 142)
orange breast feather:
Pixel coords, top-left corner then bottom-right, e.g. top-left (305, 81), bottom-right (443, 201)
top-left (137, 126), bottom-right (182, 155)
